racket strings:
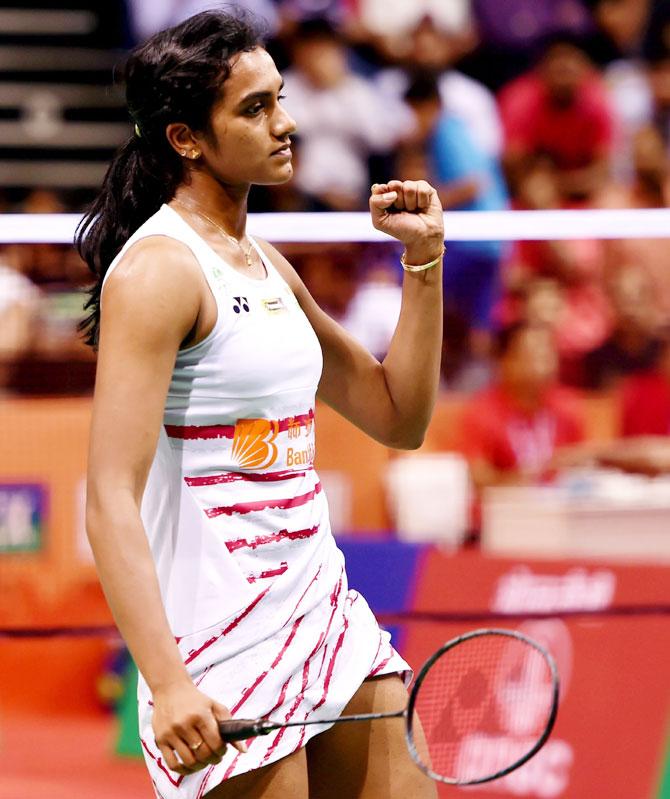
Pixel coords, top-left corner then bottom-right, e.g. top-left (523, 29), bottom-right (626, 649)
top-left (410, 635), bottom-right (555, 784)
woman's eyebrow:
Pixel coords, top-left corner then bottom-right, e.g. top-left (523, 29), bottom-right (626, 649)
top-left (238, 79), bottom-right (285, 107)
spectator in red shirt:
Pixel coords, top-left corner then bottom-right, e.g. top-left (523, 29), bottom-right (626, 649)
top-left (460, 322), bottom-right (586, 490)
top-left (499, 31), bottom-right (614, 203)
top-left (620, 336), bottom-right (670, 436)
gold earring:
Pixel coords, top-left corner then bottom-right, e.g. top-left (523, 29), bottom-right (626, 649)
top-left (191, 151), bottom-right (201, 159)
top-left (180, 149), bottom-right (187, 156)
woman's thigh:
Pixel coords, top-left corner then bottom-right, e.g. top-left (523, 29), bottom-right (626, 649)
top-left (204, 747), bottom-right (309, 799)
top-left (305, 674), bottom-right (437, 799)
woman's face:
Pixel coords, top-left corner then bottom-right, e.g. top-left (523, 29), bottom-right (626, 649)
top-left (194, 47), bottom-right (297, 187)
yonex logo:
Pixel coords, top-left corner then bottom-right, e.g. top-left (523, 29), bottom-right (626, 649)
top-left (233, 296), bottom-right (250, 313)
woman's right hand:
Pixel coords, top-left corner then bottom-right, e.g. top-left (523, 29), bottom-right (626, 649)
top-left (151, 679), bottom-right (248, 775)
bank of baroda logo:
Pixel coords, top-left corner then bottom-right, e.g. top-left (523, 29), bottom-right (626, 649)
top-left (231, 418), bottom-right (279, 469)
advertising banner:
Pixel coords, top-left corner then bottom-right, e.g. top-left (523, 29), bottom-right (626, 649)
top-left (404, 550), bottom-right (670, 799)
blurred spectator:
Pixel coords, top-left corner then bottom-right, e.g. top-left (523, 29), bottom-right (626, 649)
top-left (402, 73), bottom-right (508, 358)
top-left (499, 31), bottom-right (615, 204)
top-left (522, 278), bottom-right (565, 329)
top-left (1, 189), bottom-right (95, 394)
top-left (619, 336), bottom-right (670, 436)
top-left (281, 19), bottom-right (410, 210)
top-left (646, 46), bottom-right (670, 154)
top-left (126, 0), bottom-right (283, 41)
top-left (354, 0), bottom-right (472, 40)
top-left (440, 307), bottom-right (493, 393)
top-left (603, 58), bottom-right (653, 182)
top-left (642, 0), bottom-right (670, 64)
top-left (0, 249), bottom-right (40, 391)
top-left (367, 0), bottom-right (501, 160)
top-left (500, 156), bottom-right (612, 382)
top-left (582, 264), bottom-right (665, 389)
top-left (597, 435), bottom-right (670, 474)
top-left (340, 253), bottom-right (402, 361)
top-left (281, 0), bottom-right (344, 26)
top-left (10, 189), bottom-right (70, 285)
top-left (601, 126), bottom-right (670, 324)
top-left (516, 274), bottom-right (611, 385)
top-left (585, 0), bottom-right (652, 63)
top-left (353, 2), bottom-right (475, 70)
top-left (128, 0), bottom-right (353, 43)
top-left (582, 7), bottom-right (670, 183)
top-left (463, 0), bottom-right (593, 91)
top-left (375, 57), bottom-right (504, 162)
top-left (296, 244), bottom-right (402, 359)
top-left (459, 322), bottom-right (586, 490)
top-left (626, 125), bottom-right (670, 207)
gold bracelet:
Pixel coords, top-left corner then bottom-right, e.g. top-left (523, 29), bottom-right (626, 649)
top-left (400, 246), bottom-right (445, 272)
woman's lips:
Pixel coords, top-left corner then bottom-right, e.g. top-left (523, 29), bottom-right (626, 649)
top-left (271, 144), bottom-right (292, 158)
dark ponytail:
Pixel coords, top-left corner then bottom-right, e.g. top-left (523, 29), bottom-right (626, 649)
top-left (76, 8), bottom-right (265, 347)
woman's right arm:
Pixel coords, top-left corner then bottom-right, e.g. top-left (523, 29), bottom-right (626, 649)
top-left (86, 237), bottom-right (243, 775)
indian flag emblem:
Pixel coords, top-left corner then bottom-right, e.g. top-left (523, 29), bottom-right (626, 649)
top-left (262, 297), bottom-right (286, 313)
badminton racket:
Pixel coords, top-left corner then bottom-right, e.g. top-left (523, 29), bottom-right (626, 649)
top-left (217, 627), bottom-right (559, 785)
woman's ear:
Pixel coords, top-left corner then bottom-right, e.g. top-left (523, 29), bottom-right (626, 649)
top-left (165, 122), bottom-right (199, 158)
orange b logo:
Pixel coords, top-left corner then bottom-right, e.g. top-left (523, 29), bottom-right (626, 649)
top-left (231, 418), bottom-right (279, 469)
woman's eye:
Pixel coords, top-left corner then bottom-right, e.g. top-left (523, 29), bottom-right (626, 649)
top-left (278, 94), bottom-right (287, 101)
top-left (246, 103), bottom-right (263, 116)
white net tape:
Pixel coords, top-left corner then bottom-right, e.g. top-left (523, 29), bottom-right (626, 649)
top-left (2, 208), bottom-right (670, 244)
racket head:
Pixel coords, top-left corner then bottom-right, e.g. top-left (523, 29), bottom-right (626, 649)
top-left (405, 627), bottom-right (559, 786)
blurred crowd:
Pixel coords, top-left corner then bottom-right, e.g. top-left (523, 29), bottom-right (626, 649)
top-left (2, 0), bottom-right (670, 496)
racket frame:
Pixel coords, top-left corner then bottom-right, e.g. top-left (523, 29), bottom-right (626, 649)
top-left (404, 627), bottom-right (560, 785)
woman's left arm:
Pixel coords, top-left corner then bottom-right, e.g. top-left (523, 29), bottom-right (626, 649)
top-left (259, 179), bottom-right (444, 449)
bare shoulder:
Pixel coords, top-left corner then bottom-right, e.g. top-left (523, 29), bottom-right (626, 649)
top-left (103, 235), bottom-right (202, 303)
top-left (100, 235), bottom-right (203, 344)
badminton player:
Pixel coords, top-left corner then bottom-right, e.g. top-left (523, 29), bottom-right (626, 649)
top-left (80, 10), bottom-right (443, 799)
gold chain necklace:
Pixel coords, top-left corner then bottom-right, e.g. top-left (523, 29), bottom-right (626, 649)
top-left (173, 200), bottom-right (255, 267)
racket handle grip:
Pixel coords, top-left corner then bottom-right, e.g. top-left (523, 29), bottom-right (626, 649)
top-left (218, 718), bottom-right (275, 741)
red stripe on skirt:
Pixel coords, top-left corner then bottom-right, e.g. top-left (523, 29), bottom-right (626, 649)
top-left (247, 562), bottom-right (289, 583)
top-left (263, 576), bottom-right (346, 758)
top-left (369, 652), bottom-right (393, 677)
top-left (206, 482), bottom-right (322, 518)
top-left (184, 587), bottom-right (270, 665)
top-left (220, 733), bottom-right (260, 782)
top-left (140, 738), bottom-right (184, 787)
top-left (305, 593), bottom-right (355, 717)
top-left (261, 654), bottom-right (313, 765)
top-left (195, 765), bottom-right (216, 799)
top-left (227, 525), bottom-right (320, 554)
top-left (266, 674), bottom-right (293, 718)
top-left (316, 643), bottom-right (329, 682)
top-left (194, 664), bottom-right (213, 688)
top-left (222, 752), bottom-right (241, 782)
top-left (280, 564), bottom-right (323, 628)
top-left (369, 631), bottom-right (383, 673)
top-left (185, 469), bottom-right (309, 486)
top-left (230, 615), bottom-right (305, 715)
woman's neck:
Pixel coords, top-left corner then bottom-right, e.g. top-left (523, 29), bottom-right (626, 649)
top-left (172, 172), bottom-right (250, 238)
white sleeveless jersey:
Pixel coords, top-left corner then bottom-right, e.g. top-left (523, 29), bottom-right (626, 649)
top-left (101, 204), bottom-right (409, 799)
